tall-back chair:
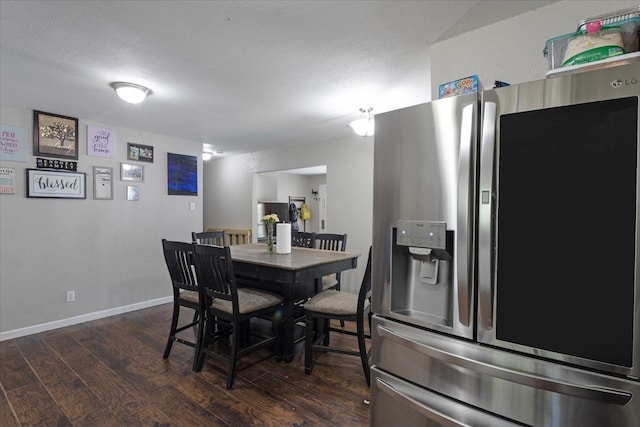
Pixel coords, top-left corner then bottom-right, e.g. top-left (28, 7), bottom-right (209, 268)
top-left (314, 233), bottom-right (347, 291)
top-left (303, 246), bottom-right (373, 385)
top-left (161, 239), bottom-right (205, 371)
top-left (291, 231), bottom-right (316, 248)
top-left (192, 230), bottom-right (226, 246)
top-left (191, 243), bottom-right (283, 389)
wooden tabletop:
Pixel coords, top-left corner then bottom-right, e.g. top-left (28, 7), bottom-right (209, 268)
top-left (229, 243), bottom-right (360, 270)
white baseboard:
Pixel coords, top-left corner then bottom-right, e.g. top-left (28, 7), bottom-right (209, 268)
top-left (0, 296), bottom-right (173, 342)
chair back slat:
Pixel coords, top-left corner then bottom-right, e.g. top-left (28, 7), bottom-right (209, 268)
top-left (192, 231), bottom-right (226, 246)
top-left (314, 233), bottom-right (347, 252)
top-left (291, 231), bottom-right (316, 248)
top-left (162, 239), bottom-right (198, 293)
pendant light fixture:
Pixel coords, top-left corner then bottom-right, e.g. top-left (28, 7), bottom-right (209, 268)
top-left (349, 107), bottom-right (375, 137)
top-left (110, 82), bottom-right (153, 104)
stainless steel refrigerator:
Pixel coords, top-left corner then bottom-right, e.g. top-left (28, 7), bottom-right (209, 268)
top-left (371, 63), bottom-right (640, 426)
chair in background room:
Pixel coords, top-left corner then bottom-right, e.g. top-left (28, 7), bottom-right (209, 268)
top-left (192, 230), bottom-right (226, 246)
top-left (161, 239), bottom-right (205, 371)
top-left (291, 231), bottom-right (316, 248)
top-left (206, 228), bottom-right (252, 245)
top-left (303, 246), bottom-right (372, 385)
top-left (314, 233), bottom-right (348, 291)
top-left (192, 243), bottom-right (283, 389)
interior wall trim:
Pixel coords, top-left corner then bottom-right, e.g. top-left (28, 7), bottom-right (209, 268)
top-left (0, 296), bottom-right (173, 342)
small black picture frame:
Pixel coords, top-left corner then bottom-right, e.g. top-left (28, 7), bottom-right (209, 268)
top-left (127, 142), bottom-right (154, 163)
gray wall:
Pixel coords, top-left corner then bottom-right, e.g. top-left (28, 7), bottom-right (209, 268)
top-left (430, 1), bottom-right (637, 94)
top-left (0, 105), bottom-right (202, 339)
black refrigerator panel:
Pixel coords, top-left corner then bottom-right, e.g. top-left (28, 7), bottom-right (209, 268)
top-left (478, 63), bottom-right (640, 378)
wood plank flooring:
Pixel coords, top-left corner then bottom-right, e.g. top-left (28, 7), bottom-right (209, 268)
top-left (0, 303), bottom-right (371, 426)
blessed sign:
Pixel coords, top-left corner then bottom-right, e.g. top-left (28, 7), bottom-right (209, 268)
top-left (26, 169), bottom-right (86, 199)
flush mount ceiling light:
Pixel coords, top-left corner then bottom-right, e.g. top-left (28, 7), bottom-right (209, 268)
top-left (110, 82), bottom-right (153, 104)
top-left (349, 107), bottom-right (375, 137)
top-left (203, 150), bottom-right (223, 161)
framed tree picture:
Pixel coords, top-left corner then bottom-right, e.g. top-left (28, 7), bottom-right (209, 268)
top-left (33, 110), bottom-right (79, 160)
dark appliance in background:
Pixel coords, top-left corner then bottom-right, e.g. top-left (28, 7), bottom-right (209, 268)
top-left (371, 63), bottom-right (640, 426)
top-left (256, 201), bottom-right (289, 239)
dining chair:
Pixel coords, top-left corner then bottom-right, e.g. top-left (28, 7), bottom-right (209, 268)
top-left (314, 233), bottom-right (347, 291)
top-left (191, 243), bottom-right (283, 389)
top-left (303, 246), bottom-right (372, 385)
top-left (192, 230), bottom-right (226, 246)
top-left (161, 239), bottom-right (205, 371)
top-left (291, 231), bottom-right (316, 248)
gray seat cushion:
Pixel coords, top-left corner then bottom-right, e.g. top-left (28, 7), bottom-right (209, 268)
top-left (304, 290), bottom-right (369, 316)
top-left (179, 289), bottom-right (199, 303)
top-left (212, 288), bottom-right (282, 314)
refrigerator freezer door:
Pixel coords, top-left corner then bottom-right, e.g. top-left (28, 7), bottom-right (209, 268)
top-left (371, 367), bottom-right (521, 427)
top-left (371, 315), bottom-right (640, 427)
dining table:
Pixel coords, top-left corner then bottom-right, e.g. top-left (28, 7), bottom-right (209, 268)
top-left (229, 243), bottom-right (360, 362)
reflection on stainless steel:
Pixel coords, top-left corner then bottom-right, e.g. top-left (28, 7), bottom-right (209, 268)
top-left (372, 63), bottom-right (640, 426)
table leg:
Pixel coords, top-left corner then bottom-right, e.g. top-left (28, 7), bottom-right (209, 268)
top-left (279, 298), bottom-right (295, 363)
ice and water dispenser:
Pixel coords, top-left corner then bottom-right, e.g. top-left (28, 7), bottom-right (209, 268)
top-left (390, 220), bottom-right (454, 327)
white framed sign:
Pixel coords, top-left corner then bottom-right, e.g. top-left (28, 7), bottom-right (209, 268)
top-left (0, 167), bottom-right (16, 194)
top-left (93, 166), bottom-right (113, 200)
top-left (87, 126), bottom-right (116, 158)
top-left (0, 124), bottom-right (28, 162)
top-left (26, 169), bottom-right (86, 199)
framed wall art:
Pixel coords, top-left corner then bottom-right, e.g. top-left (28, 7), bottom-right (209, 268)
top-left (120, 162), bottom-right (144, 182)
top-left (93, 166), bottom-right (113, 200)
top-left (0, 167), bottom-right (16, 194)
top-left (33, 110), bottom-right (79, 160)
top-left (127, 185), bottom-right (139, 201)
top-left (127, 142), bottom-right (154, 163)
top-left (167, 152), bottom-right (197, 195)
top-left (87, 125), bottom-right (116, 158)
top-left (0, 124), bottom-right (28, 162)
top-left (26, 169), bottom-right (86, 199)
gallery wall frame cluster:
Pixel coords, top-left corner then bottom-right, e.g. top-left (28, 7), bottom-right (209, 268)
top-left (0, 110), bottom-right (200, 201)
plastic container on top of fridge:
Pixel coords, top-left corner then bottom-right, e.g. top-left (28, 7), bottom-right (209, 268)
top-left (543, 6), bottom-right (639, 72)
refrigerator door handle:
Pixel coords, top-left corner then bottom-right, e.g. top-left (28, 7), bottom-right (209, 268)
top-left (478, 101), bottom-right (496, 330)
top-left (456, 103), bottom-right (474, 327)
top-left (376, 325), bottom-right (632, 405)
top-left (375, 378), bottom-right (470, 427)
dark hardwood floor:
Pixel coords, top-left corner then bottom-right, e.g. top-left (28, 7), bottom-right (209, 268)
top-left (0, 303), bottom-right (371, 426)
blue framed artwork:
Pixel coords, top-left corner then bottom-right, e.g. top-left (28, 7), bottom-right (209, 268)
top-left (167, 152), bottom-right (197, 195)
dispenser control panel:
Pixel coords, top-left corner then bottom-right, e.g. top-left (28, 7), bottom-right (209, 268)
top-left (396, 220), bottom-right (446, 249)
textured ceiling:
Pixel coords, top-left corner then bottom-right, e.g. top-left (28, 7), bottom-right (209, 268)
top-left (0, 1), bottom-right (557, 156)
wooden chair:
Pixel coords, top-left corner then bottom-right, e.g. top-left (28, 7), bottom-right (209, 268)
top-left (192, 230), bottom-right (225, 246)
top-left (303, 246), bottom-right (372, 385)
top-left (291, 231), bottom-right (316, 248)
top-left (206, 228), bottom-right (252, 245)
top-left (192, 243), bottom-right (283, 389)
top-left (314, 233), bottom-right (348, 291)
top-left (161, 239), bottom-right (205, 371)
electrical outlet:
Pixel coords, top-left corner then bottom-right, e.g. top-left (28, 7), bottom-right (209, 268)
top-left (66, 290), bottom-right (75, 302)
